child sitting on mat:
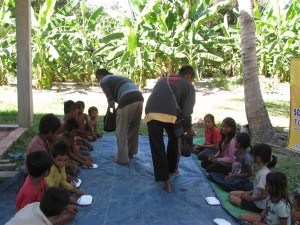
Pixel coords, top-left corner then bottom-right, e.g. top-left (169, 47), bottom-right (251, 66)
top-left (201, 117), bottom-right (236, 174)
top-left (75, 101), bottom-right (96, 141)
top-left (45, 142), bottom-right (85, 199)
top-left (26, 113), bottom-right (61, 155)
top-left (229, 143), bottom-right (277, 215)
top-left (240, 171), bottom-right (291, 225)
top-left (208, 132), bottom-right (253, 192)
top-left (58, 118), bottom-right (93, 168)
top-left (59, 100), bottom-right (78, 134)
top-left (16, 151), bottom-right (53, 211)
top-left (6, 187), bottom-right (77, 225)
top-left (194, 114), bottom-right (221, 161)
top-left (88, 106), bottom-right (103, 138)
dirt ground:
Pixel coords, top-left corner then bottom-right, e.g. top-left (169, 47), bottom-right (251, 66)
top-left (0, 77), bottom-right (290, 129)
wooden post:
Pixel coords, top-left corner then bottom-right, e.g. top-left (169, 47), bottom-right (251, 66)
top-left (16, 0), bottom-right (33, 128)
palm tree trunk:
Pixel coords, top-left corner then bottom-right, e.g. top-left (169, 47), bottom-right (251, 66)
top-left (238, 0), bottom-right (276, 143)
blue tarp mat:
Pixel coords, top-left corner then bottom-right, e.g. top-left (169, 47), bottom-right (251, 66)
top-left (0, 134), bottom-right (239, 225)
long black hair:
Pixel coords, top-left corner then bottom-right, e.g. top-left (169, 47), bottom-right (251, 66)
top-left (251, 143), bottom-right (277, 169)
top-left (266, 171), bottom-right (291, 207)
top-left (219, 117), bottom-right (236, 151)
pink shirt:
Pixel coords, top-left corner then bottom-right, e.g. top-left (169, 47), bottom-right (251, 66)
top-left (16, 176), bottom-right (47, 211)
top-left (26, 134), bottom-right (51, 155)
top-left (216, 137), bottom-right (236, 164)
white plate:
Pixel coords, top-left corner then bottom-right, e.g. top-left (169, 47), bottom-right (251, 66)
top-left (213, 218), bottom-right (231, 225)
top-left (205, 197), bottom-right (220, 205)
top-left (71, 179), bottom-right (82, 188)
top-left (77, 195), bottom-right (93, 205)
top-left (83, 163), bottom-right (98, 169)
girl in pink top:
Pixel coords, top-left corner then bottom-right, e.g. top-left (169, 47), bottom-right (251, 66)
top-left (201, 117), bottom-right (236, 174)
top-left (194, 114), bottom-right (221, 161)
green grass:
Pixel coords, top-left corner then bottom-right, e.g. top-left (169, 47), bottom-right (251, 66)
top-left (2, 111), bottom-right (298, 191)
top-left (222, 98), bottom-right (290, 118)
top-left (0, 86), bottom-right (299, 192)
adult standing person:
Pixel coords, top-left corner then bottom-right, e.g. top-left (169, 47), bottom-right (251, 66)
top-left (95, 68), bottom-right (144, 165)
top-left (144, 65), bottom-right (196, 192)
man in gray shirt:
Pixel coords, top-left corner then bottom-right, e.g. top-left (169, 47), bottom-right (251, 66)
top-left (96, 69), bottom-right (144, 165)
top-left (144, 65), bottom-right (196, 192)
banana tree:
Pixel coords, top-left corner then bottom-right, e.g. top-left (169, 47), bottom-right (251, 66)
top-left (0, 0), bottom-right (17, 85)
top-left (144, 0), bottom-right (229, 81)
top-left (254, 0), bottom-right (300, 81)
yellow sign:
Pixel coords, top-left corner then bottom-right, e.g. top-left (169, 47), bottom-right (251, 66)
top-left (288, 57), bottom-right (300, 152)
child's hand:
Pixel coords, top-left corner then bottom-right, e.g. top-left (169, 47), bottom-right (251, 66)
top-left (74, 189), bottom-right (85, 196)
top-left (70, 182), bottom-right (76, 189)
top-left (83, 160), bottom-right (93, 168)
top-left (225, 173), bottom-right (234, 180)
top-left (241, 192), bottom-right (252, 201)
top-left (66, 204), bottom-right (78, 215)
top-left (69, 197), bottom-right (78, 205)
top-left (208, 155), bottom-right (215, 161)
top-left (187, 127), bottom-right (196, 137)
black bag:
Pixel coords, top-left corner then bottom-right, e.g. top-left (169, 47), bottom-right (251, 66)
top-left (103, 107), bottom-right (116, 132)
top-left (173, 118), bottom-right (186, 138)
top-left (179, 134), bottom-right (193, 157)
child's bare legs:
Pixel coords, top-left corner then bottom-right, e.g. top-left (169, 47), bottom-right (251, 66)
top-left (229, 190), bottom-right (245, 206)
top-left (240, 213), bottom-right (261, 223)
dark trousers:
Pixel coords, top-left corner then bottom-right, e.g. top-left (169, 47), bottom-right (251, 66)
top-left (147, 120), bottom-right (179, 182)
top-left (201, 160), bottom-right (232, 173)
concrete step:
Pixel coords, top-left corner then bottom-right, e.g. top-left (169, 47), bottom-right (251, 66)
top-left (0, 159), bottom-right (11, 164)
top-left (0, 163), bottom-right (17, 171)
top-left (0, 171), bottom-right (19, 182)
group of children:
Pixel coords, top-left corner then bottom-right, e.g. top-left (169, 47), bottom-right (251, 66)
top-left (194, 114), bottom-right (299, 225)
top-left (5, 100), bottom-right (102, 225)
top-left (4, 105), bottom-right (300, 225)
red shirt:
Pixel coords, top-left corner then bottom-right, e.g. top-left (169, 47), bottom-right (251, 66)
top-left (16, 176), bottom-right (47, 211)
top-left (204, 126), bottom-right (221, 145)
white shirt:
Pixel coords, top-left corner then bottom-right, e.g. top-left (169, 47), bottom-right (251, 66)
top-left (5, 202), bottom-right (52, 225)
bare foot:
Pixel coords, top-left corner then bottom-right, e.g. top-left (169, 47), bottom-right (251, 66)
top-left (164, 180), bottom-right (172, 192)
top-left (112, 158), bottom-right (129, 165)
top-left (169, 171), bottom-right (179, 176)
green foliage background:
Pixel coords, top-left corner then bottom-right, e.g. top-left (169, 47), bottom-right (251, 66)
top-left (0, 0), bottom-right (299, 89)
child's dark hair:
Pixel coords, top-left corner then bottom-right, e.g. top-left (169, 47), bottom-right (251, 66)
top-left (40, 187), bottom-right (69, 217)
top-left (64, 100), bottom-right (76, 114)
top-left (294, 192), bottom-right (300, 208)
top-left (39, 114), bottom-right (61, 135)
top-left (76, 101), bottom-right (85, 109)
top-left (178, 65), bottom-right (195, 78)
top-left (88, 106), bottom-right (98, 116)
top-left (95, 68), bottom-right (112, 77)
top-left (51, 142), bottom-right (70, 158)
top-left (219, 117), bottom-right (236, 151)
top-left (204, 114), bottom-right (216, 127)
top-left (64, 118), bottom-right (79, 133)
top-left (235, 132), bottom-right (251, 150)
top-left (266, 171), bottom-right (291, 207)
top-left (26, 151), bottom-right (53, 177)
top-left (251, 143), bottom-right (277, 168)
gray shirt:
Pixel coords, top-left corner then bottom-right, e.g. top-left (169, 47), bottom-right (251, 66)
top-left (145, 75), bottom-right (195, 128)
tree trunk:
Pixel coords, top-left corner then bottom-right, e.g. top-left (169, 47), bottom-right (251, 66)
top-left (238, 0), bottom-right (276, 143)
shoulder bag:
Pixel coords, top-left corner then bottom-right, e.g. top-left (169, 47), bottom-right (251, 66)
top-left (166, 77), bottom-right (192, 157)
top-left (103, 106), bottom-right (116, 132)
